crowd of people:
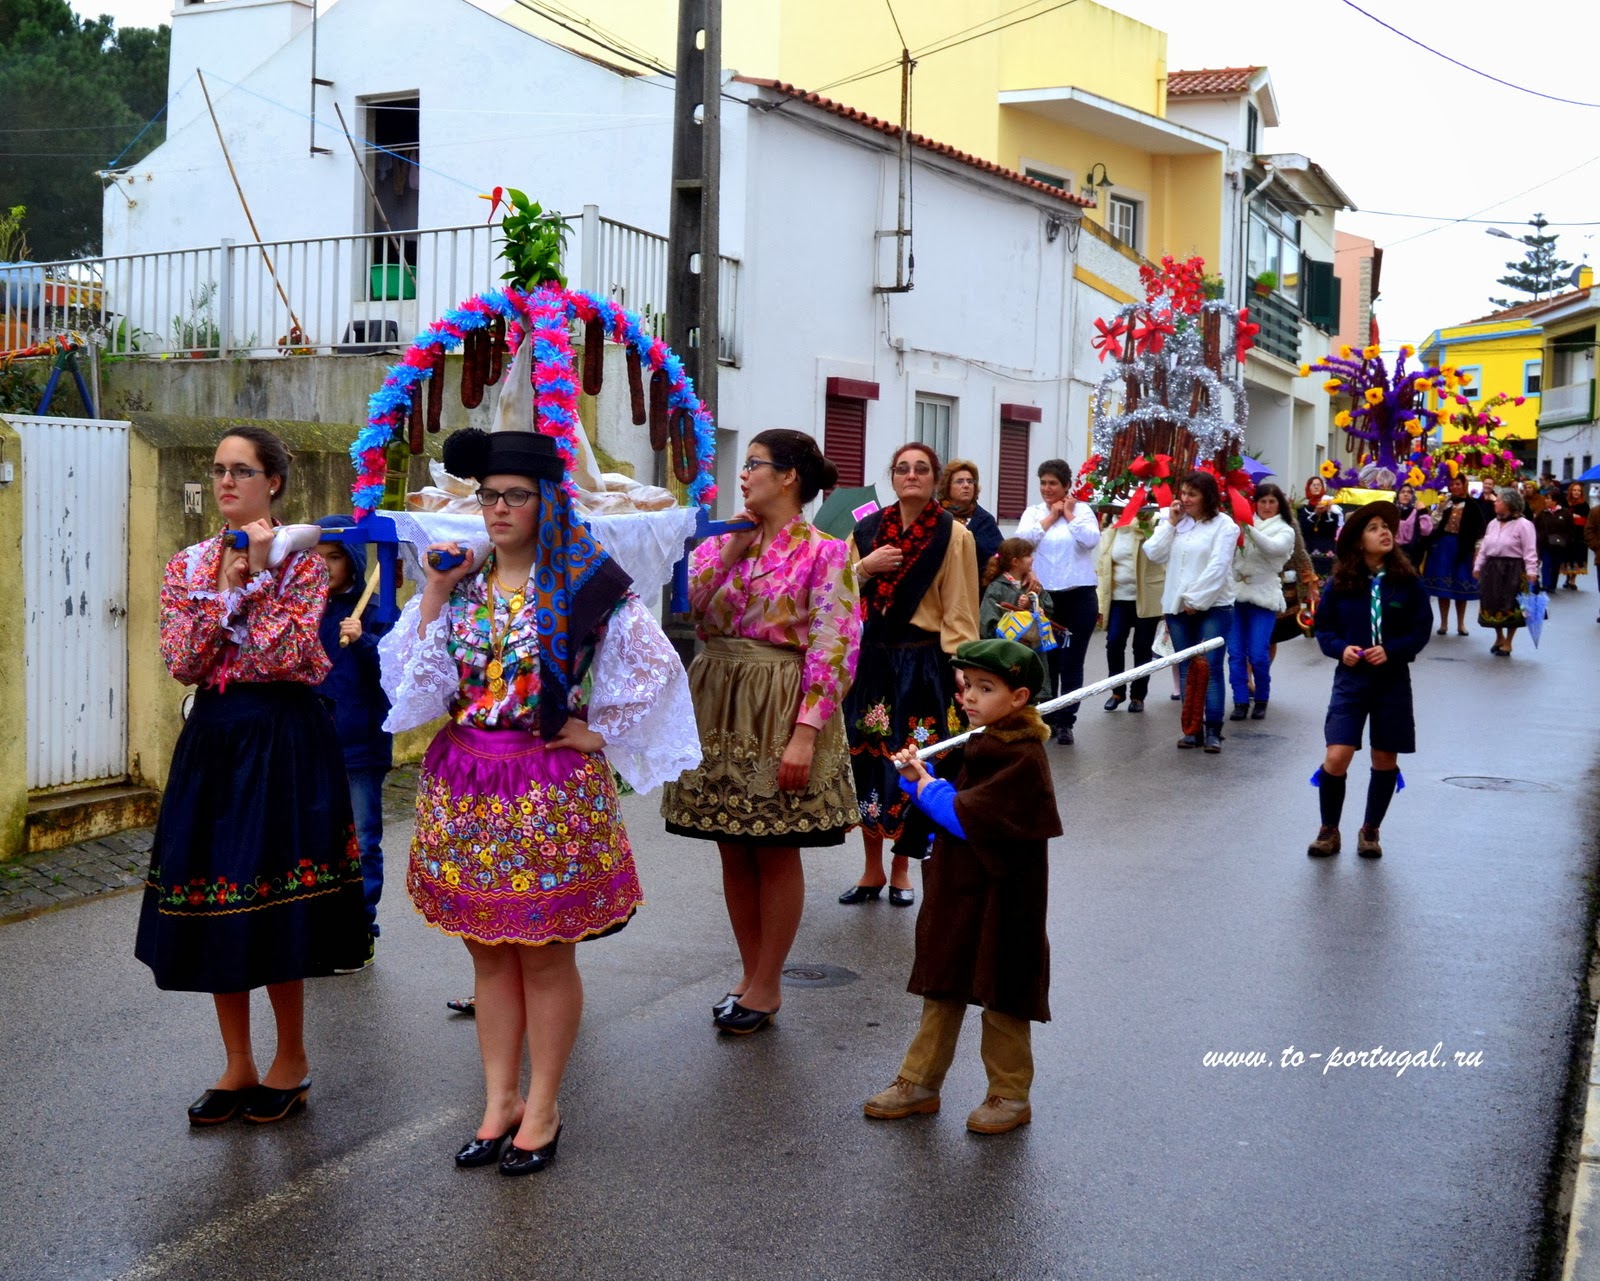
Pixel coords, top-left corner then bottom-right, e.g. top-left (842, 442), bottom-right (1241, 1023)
top-left (134, 422), bottom-right (1591, 1166)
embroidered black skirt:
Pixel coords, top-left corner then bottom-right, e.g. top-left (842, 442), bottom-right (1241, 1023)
top-left (135, 682), bottom-right (368, 992)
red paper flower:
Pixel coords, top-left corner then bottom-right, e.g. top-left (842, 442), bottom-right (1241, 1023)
top-left (1235, 309), bottom-right (1261, 361)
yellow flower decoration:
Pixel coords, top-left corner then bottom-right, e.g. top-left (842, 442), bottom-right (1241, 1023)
top-left (510, 874), bottom-right (531, 893)
top-left (1319, 459), bottom-right (1338, 479)
top-left (1400, 344), bottom-right (1415, 358)
top-left (1339, 345), bottom-right (1353, 359)
top-left (1323, 378), bottom-right (1343, 394)
top-left (1404, 419), bottom-right (1423, 437)
top-left (1363, 344), bottom-right (1381, 359)
top-left (1408, 467), bottom-right (1425, 487)
top-left (1298, 364), bottom-right (1311, 377)
top-left (1363, 387), bottom-right (1385, 406)
top-left (1334, 410), bottom-right (1353, 428)
top-left (1413, 378), bottom-right (1430, 392)
top-left (1446, 459), bottom-right (1460, 477)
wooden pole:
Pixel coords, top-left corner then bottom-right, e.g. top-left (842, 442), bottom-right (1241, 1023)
top-left (196, 70), bottom-right (304, 337)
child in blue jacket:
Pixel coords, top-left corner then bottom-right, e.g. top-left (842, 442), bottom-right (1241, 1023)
top-left (314, 516), bottom-right (393, 967)
top-left (1307, 502), bottom-right (1433, 860)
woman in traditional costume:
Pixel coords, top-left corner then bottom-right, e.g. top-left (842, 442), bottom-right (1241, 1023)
top-left (840, 442), bottom-right (978, 906)
top-left (136, 425), bottom-right (367, 1127)
top-left (662, 429), bottom-right (861, 1034)
top-left (380, 426), bottom-right (697, 1175)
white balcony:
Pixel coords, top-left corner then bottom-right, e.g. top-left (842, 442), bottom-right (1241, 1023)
top-left (1539, 379), bottom-right (1596, 427)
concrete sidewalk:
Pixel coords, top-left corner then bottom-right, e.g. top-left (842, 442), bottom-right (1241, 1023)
top-left (0, 766), bottom-right (420, 926)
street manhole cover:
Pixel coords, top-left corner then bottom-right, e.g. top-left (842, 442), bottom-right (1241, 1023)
top-left (1442, 776), bottom-right (1556, 793)
top-left (781, 963), bottom-right (859, 989)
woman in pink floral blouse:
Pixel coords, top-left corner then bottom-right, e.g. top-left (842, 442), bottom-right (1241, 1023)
top-left (662, 429), bottom-right (862, 1034)
top-left (136, 425), bottom-right (367, 1128)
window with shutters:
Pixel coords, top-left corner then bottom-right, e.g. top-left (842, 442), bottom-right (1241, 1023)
top-left (1302, 257), bottom-right (1340, 331)
top-left (913, 395), bottom-right (953, 465)
top-left (997, 421), bottom-right (1031, 519)
top-left (823, 395), bottom-right (866, 488)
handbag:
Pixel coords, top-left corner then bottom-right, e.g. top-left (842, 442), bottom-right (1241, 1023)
top-left (996, 608), bottom-right (1057, 652)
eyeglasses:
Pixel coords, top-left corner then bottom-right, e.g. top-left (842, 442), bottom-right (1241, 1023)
top-left (892, 463), bottom-right (933, 476)
top-left (210, 464), bottom-right (264, 482)
top-left (476, 487), bottom-right (537, 508)
top-left (739, 459), bottom-right (782, 474)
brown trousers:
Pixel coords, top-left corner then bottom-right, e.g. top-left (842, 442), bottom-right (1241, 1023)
top-left (898, 997), bottom-right (1033, 1101)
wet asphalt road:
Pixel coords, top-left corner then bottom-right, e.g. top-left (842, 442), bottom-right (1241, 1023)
top-left (3, 591), bottom-right (1598, 1281)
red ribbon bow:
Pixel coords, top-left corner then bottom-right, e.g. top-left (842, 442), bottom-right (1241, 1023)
top-left (1133, 312), bottom-right (1176, 355)
top-left (1092, 317), bottom-right (1128, 363)
top-left (1235, 308), bottom-right (1260, 362)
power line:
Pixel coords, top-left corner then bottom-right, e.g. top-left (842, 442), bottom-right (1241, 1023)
top-left (883, 0), bottom-right (906, 48)
top-left (1340, 0), bottom-right (1600, 109)
top-left (1384, 150), bottom-right (1600, 248)
top-left (508, 0), bottom-right (673, 77)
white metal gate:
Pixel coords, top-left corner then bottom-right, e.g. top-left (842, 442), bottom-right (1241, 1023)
top-left (10, 415), bottom-right (131, 790)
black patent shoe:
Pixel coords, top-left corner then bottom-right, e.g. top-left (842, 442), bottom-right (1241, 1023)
top-left (838, 884), bottom-right (883, 905)
top-left (1127, 699), bottom-right (1144, 713)
top-left (499, 1124), bottom-right (562, 1176)
top-left (888, 886), bottom-right (915, 908)
top-left (187, 1087), bottom-right (254, 1126)
top-left (715, 1001), bottom-right (777, 1035)
top-left (712, 992), bottom-right (742, 1020)
top-left (1203, 730), bottom-right (1223, 753)
top-left (240, 1079), bottom-right (310, 1124)
top-left (456, 1129), bottom-right (515, 1168)
top-left (1103, 695), bottom-right (1124, 711)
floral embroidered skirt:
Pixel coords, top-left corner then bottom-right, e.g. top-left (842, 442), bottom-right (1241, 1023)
top-left (1420, 532), bottom-right (1479, 601)
top-left (135, 682), bottom-right (367, 993)
top-left (408, 722), bottom-right (642, 946)
top-left (844, 634), bottom-right (961, 843)
top-left (661, 637), bottom-right (857, 846)
top-left (1476, 555), bottom-right (1527, 629)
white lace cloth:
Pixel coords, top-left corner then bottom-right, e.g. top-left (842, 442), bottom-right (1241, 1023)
top-left (382, 508), bottom-right (699, 604)
top-left (377, 593), bottom-right (701, 795)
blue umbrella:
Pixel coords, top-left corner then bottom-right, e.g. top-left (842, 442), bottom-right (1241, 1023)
top-left (1240, 455), bottom-right (1274, 483)
top-left (1576, 464), bottom-right (1600, 483)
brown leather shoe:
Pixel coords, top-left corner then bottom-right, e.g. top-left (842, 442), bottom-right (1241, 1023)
top-left (1356, 826), bottom-right (1383, 858)
top-left (863, 1076), bottom-right (940, 1120)
top-left (966, 1095), bottom-right (1032, 1135)
top-left (1306, 826), bottom-right (1341, 858)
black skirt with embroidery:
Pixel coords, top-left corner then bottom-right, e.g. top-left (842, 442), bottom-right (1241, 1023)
top-left (135, 682), bottom-right (368, 992)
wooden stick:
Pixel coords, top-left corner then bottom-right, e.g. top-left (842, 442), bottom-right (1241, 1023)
top-left (338, 560), bottom-right (382, 647)
top-left (914, 637), bottom-right (1225, 760)
top-left (197, 70), bottom-right (304, 337)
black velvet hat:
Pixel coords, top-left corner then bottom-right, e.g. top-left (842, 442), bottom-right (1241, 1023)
top-left (441, 428), bottom-right (563, 484)
top-left (1335, 500), bottom-right (1400, 557)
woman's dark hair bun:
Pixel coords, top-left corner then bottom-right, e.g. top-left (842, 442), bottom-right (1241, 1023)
top-left (442, 427), bottom-right (491, 481)
top-left (750, 428), bottom-right (834, 503)
top-left (818, 456), bottom-right (840, 493)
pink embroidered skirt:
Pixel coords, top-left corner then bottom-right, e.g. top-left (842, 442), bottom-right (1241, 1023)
top-left (407, 722), bottom-right (643, 946)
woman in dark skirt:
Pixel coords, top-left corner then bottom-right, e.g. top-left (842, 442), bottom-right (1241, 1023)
top-left (136, 425), bottom-right (367, 1126)
top-left (842, 442), bottom-right (978, 907)
top-left (1563, 482), bottom-right (1590, 588)
top-left (1297, 475), bottom-right (1343, 583)
top-left (1474, 487), bottom-right (1540, 657)
top-left (1420, 474), bottom-right (1486, 636)
top-left (662, 430), bottom-right (861, 1033)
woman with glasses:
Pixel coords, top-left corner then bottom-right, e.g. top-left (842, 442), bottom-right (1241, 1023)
top-left (841, 442), bottom-right (978, 907)
top-left (938, 459), bottom-right (1003, 585)
top-left (379, 426), bottom-right (696, 1175)
top-left (662, 431), bottom-right (861, 1034)
top-left (136, 425), bottom-right (368, 1127)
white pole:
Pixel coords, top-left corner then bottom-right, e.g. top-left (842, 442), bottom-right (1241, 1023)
top-left (915, 635), bottom-right (1226, 761)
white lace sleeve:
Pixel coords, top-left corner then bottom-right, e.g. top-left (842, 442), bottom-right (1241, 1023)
top-left (378, 593), bottom-right (459, 733)
top-left (589, 597), bottom-right (702, 794)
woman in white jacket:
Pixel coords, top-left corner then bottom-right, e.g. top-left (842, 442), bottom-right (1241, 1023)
top-left (1226, 483), bottom-right (1296, 722)
top-left (1142, 471), bottom-right (1238, 752)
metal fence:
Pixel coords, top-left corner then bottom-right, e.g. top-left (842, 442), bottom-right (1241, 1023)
top-left (0, 208), bottom-right (739, 363)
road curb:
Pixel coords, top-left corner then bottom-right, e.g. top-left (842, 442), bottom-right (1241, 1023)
top-left (1562, 936), bottom-right (1600, 1280)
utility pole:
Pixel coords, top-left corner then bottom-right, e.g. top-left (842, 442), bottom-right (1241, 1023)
top-left (666, 0), bottom-right (721, 438)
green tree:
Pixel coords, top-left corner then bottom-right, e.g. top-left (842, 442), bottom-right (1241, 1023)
top-left (0, 0), bottom-right (169, 260)
top-left (1488, 213), bottom-right (1575, 310)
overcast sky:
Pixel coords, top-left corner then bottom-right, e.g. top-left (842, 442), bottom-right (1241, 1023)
top-left (72, 0), bottom-right (1600, 355)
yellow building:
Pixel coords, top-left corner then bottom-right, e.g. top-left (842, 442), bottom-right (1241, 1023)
top-left (1415, 278), bottom-right (1595, 461)
top-left (502, 0), bottom-right (1225, 266)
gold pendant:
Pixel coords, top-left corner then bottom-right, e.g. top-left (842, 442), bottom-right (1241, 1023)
top-left (489, 677), bottom-right (507, 700)
top-left (508, 591), bottom-right (525, 615)
top-left (486, 658), bottom-right (504, 682)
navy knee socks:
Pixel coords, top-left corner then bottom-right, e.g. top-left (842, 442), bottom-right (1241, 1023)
top-left (1317, 771), bottom-right (1346, 828)
top-left (1364, 768), bottom-right (1400, 831)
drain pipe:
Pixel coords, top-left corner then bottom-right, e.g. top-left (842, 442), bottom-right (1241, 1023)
top-left (1238, 165), bottom-right (1279, 307)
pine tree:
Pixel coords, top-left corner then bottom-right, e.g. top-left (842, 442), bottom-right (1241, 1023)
top-left (1488, 213), bottom-right (1574, 310)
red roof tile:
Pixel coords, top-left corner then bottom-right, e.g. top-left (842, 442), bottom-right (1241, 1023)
top-left (1459, 288), bottom-right (1588, 326)
top-left (1167, 67), bottom-right (1260, 97)
top-left (734, 77), bottom-right (1095, 207)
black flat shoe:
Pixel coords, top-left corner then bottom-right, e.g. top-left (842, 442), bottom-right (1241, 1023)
top-left (499, 1124), bottom-right (562, 1176)
top-left (456, 1128), bottom-right (515, 1168)
top-left (715, 1002), bottom-right (777, 1035)
top-left (712, 992), bottom-right (742, 1020)
top-left (1127, 699), bottom-right (1144, 713)
top-left (888, 886), bottom-right (915, 907)
top-left (1250, 701), bottom-right (1268, 720)
top-left (1229, 703), bottom-right (1249, 721)
top-left (1176, 733), bottom-right (1200, 749)
top-left (240, 1079), bottom-right (310, 1124)
top-left (838, 884), bottom-right (883, 905)
top-left (187, 1087), bottom-right (254, 1126)
top-left (1103, 695), bottom-right (1124, 711)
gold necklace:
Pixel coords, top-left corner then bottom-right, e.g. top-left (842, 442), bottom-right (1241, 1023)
top-left (483, 559), bottom-right (528, 699)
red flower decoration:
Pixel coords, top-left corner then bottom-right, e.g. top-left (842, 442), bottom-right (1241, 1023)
top-left (1235, 308), bottom-right (1261, 361)
top-left (1092, 316), bottom-right (1128, 362)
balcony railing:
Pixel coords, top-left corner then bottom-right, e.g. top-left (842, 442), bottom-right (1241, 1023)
top-left (0, 208), bottom-right (739, 364)
top-left (1248, 287), bottom-right (1300, 366)
top-left (1538, 379), bottom-right (1595, 427)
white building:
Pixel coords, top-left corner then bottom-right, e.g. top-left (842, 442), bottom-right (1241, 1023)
top-left (104, 0), bottom-right (1140, 523)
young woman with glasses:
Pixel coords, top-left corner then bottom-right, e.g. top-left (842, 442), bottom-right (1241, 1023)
top-left (135, 425), bottom-right (368, 1127)
top-left (379, 427), bottom-right (697, 1175)
top-left (661, 430), bottom-right (861, 1034)
top-left (840, 441), bottom-right (978, 907)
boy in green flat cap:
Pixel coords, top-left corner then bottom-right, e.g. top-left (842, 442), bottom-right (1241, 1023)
top-left (863, 638), bottom-right (1063, 1135)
